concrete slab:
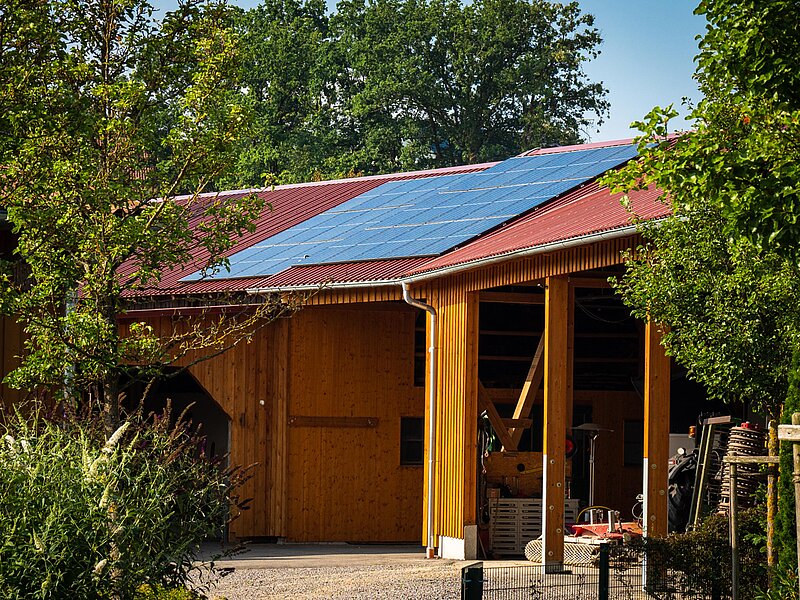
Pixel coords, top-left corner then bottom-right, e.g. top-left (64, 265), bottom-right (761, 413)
top-left (201, 543), bottom-right (445, 570)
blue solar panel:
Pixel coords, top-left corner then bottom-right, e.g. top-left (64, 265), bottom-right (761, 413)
top-left (182, 144), bottom-right (638, 280)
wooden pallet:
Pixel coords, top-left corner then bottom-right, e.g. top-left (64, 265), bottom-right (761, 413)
top-left (489, 498), bottom-right (581, 556)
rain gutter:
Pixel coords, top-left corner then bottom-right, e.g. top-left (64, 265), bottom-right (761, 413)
top-left (401, 281), bottom-right (439, 559)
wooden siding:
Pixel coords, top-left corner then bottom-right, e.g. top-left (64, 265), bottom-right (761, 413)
top-left (417, 236), bottom-right (638, 298)
top-left (303, 286), bottom-right (403, 306)
top-left (419, 279), bottom-right (480, 543)
top-left (136, 316), bottom-right (287, 539)
top-left (0, 314), bottom-right (26, 410)
top-left (582, 391), bottom-right (644, 513)
top-left (410, 237), bottom-right (638, 548)
top-left (286, 304), bottom-right (424, 542)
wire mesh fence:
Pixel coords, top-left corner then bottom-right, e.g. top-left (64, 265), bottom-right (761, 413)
top-left (463, 539), bottom-right (744, 600)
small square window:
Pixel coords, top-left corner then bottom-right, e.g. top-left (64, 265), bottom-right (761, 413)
top-left (400, 417), bottom-right (424, 466)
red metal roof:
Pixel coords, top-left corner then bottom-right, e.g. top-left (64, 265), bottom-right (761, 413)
top-left (407, 183), bottom-right (669, 275)
top-left (237, 184), bottom-right (670, 291)
top-left (123, 162), bottom-right (496, 298)
top-left (122, 139), bottom-right (674, 297)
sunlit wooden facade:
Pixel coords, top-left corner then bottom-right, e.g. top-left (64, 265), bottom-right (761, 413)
top-left (0, 141), bottom-right (680, 564)
top-left (113, 231), bottom-right (672, 563)
top-left (1, 228), bottom-right (673, 562)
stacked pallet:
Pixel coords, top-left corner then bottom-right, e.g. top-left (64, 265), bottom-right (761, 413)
top-left (489, 498), bottom-right (581, 556)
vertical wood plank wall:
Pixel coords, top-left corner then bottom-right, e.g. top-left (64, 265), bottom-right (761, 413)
top-left (137, 303), bottom-right (424, 542)
top-left (0, 314), bottom-right (26, 411)
top-left (142, 316), bottom-right (287, 539)
top-left (584, 391), bottom-right (644, 512)
top-left (422, 282), bottom-right (479, 543)
top-left (286, 305), bottom-right (424, 542)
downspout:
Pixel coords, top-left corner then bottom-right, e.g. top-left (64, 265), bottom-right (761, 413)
top-left (402, 281), bottom-right (438, 559)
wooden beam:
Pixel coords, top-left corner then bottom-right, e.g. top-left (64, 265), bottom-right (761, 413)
top-left (479, 291), bottom-right (545, 305)
top-left (542, 275), bottom-right (568, 569)
top-left (288, 416), bottom-right (379, 428)
top-left (478, 382), bottom-right (516, 451)
top-left (508, 335), bottom-right (545, 447)
top-left (502, 418), bottom-right (533, 428)
top-left (643, 321), bottom-right (670, 538)
top-left (568, 277), bottom-right (612, 289)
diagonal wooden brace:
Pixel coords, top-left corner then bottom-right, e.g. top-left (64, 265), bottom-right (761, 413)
top-left (478, 381), bottom-right (516, 451)
top-left (508, 335), bottom-right (545, 447)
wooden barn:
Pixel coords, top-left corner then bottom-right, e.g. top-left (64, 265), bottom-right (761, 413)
top-left (2, 139), bottom-right (709, 566)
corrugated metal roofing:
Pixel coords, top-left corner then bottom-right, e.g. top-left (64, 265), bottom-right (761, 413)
top-left (407, 183), bottom-right (669, 275)
top-left (254, 257), bottom-right (431, 289)
top-left (235, 183), bottom-right (669, 290)
top-left (122, 162), bottom-right (496, 297)
top-left (123, 138), bottom-right (669, 298)
top-left (182, 143), bottom-right (638, 281)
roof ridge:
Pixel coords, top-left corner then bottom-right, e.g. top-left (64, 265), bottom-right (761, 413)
top-left (516, 138), bottom-right (637, 157)
top-left (171, 161), bottom-right (500, 201)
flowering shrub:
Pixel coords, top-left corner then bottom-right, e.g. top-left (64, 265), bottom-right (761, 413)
top-left (0, 408), bottom-right (248, 599)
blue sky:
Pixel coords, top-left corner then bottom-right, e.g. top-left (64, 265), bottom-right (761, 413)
top-left (153, 0), bottom-right (705, 141)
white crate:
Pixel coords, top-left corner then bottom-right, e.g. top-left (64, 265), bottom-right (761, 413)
top-left (490, 498), bottom-right (582, 556)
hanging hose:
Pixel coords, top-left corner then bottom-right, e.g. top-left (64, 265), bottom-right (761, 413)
top-left (575, 505), bottom-right (614, 524)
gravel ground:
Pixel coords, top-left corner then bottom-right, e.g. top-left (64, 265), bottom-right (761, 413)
top-left (205, 560), bottom-right (463, 599)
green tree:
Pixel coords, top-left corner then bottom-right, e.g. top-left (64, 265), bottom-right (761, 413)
top-left (604, 0), bottom-right (800, 583)
top-left (0, 0), bottom-right (288, 431)
top-left (610, 201), bottom-right (799, 418)
top-left (228, 0), bottom-right (610, 185)
top-left (610, 0), bottom-right (800, 260)
top-left (331, 0), bottom-right (609, 170)
top-left (228, 0), bottom-right (332, 185)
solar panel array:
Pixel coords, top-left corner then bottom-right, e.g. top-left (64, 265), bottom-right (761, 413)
top-left (184, 144), bottom-right (638, 280)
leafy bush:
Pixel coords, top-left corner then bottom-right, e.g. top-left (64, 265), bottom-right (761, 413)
top-left (0, 407), bottom-right (248, 599)
top-left (774, 345), bottom-right (800, 599)
top-left (636, 508), bottom-right (768, 598)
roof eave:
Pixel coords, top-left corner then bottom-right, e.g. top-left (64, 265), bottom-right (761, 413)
top-left (245, 278), bottom-right (407, 294)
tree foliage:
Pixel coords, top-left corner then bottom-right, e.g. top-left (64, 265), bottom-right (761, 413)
top-left (611, 203), bottom-right (800, 417)
top-left (227, 0), bottom-right (609, 186)
top-left (609, 0), bottom-right (800, 260)
top-left (228, 0), bottom-right (331, 185)
top-left (604, 0), bottom-right (800, 418)
top-left (0, 0), bottom-right (290, 429)
top-left (776, 348), bottom-right (800, 596)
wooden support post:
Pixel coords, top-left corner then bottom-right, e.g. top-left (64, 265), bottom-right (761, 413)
top-left (643, 321), bottom-right (670, 538)
top-left (793, 413), bottom-right (800, 600)
top-left (729, 454), bottom-right (739, 600)
top-left (542, 275), bottom-right (568, 570)
top-left (566, 284), bottom-right (575, 430)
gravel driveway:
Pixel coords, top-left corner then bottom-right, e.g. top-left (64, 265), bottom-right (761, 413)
top-left (200, 544), bottom-right (468, 600)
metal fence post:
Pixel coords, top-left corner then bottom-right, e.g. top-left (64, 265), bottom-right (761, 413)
top-left (598, 543), bottom-right (609, 600)
top-left (461, 562), bottom-right (483, 600)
